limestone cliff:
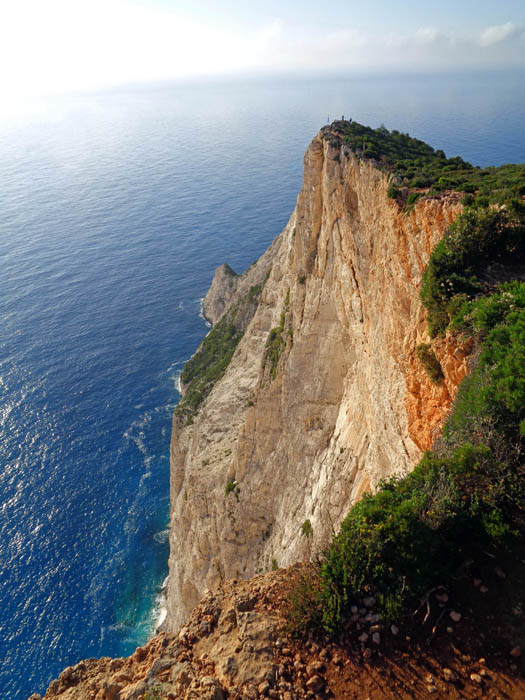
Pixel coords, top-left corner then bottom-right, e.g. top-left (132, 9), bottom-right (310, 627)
top-left (165, 128), bottom-right (473, 632)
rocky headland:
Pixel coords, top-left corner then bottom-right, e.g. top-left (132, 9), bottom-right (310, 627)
top-left (31, 122), bottom-right (525, 699)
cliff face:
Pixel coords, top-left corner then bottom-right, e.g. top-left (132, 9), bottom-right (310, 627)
top-left (166, 132), bottom-right (470, 632)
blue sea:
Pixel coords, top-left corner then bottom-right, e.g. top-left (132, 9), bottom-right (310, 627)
top-left (1, 71), bottom-right (525, 699)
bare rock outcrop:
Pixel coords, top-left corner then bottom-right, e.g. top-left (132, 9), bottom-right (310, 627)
top-left (166, 130), bottom-right (471, 632)
top-left (32, 563), bottom-right (525, 699)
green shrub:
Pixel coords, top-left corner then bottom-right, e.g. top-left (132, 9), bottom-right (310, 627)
top-left (264, 325), bottom-right (286, 379)
top-left (248, 284), bottom-right (262, 302)
top-left (263, 297), bottom-right (290, 379)
top-left (225, 477), bottom-right (240, 500)
top-left (175, 314), bottom-right (244, 420)
top-left (387, 183), bottom-right (400, 199)
top-left (326, 119), bottom-right (525, 211)
top-left (420, 208), bottom-right (525, 337)
top-left (315, 437), bottom-right (523, 632)
top-left (404, 191), bottom-right (422, 212)
top-left (287, 572), bottom-right (324, 635)
top-left (416, 343), bottom-right (444, 383)
top-left (301, 519), bottom-right (313, 537)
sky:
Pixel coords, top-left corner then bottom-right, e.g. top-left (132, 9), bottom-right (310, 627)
top-left (1, 0), bottom-right (525, 96)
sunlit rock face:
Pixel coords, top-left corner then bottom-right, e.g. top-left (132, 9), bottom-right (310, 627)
top-left (166, 131), bottom-right (467, 632)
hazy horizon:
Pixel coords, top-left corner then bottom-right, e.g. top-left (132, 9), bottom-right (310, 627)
top-left (2, 0), bottom-right (525, 98)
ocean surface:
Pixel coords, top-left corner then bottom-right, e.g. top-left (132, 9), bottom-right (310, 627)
top-left (1, 71), bottom-right (525, 699)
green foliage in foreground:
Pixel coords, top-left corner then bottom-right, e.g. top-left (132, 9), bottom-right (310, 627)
top-left (175, 314), bottom-right (243, 422)
top-left (421, 203), bottom-right (525, 336)
top-left (325, 119), bottom-right (525, 206)
top-left (289, 283), bottom-right (525, 635)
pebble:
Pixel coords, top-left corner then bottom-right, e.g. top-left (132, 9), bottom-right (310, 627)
top-left (480, 584), bottom-right (489, 593)
top-left (306, 661), bottom-right (325, 675)
top-left (435, 591), bottom-right (449, 603)
top-left (470, 673), bottom-right (483, 685)
top-left (449, 611), bottom-right (461, 622)
top-left (390, 624), bottom-right (399, 636)
top-left (363, 596), bottom-right (376, 608)
top-left (358, 633), bottom-right (369, 643)
top-left (258, 681), bottom-right (270, 695)
top-left (473, 578), bottom-right (482, 587)
top-left (443, 668), bottom-right (456, 682)
top-left (372, 632), bottom-right (381, 645)
top-left (426, 685), bottom-right (438, 694)
top-left (494, 566), bottom-right (506, 579)
top-left (510, 646), bottom-right (522, 658)
top-left (305, 675), bottom-right (324, 693)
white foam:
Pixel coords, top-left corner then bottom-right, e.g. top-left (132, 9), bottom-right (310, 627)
top-left (155, 606), bottom-right (167, 632)
top-left (153, 575), bottom-right (169, 633)
top-left (198, 296), bottom-right (212, 328)
top-left (153, 528), bottom-right (169, 544)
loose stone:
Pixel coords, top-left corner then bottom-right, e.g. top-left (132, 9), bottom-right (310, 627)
top-left (443, 668), bottom-right (456, 682)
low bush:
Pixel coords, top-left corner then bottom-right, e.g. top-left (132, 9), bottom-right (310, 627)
top-left (263, 291), bottom-right (291, 380)
top-left (175, 314), bottom-right (244, 421)
top-left (248, 284), bottom-right (262, 302)
top-left (225, 477), bottom-right (240, 500)
top-left (421, 206), bottom-right (525, 336)
top-left (324, 119), bottom-right (525, 215)
top-left (301, 519), bottom-right (313, 537)
top-left (416, 343), bottom-right (444, 383)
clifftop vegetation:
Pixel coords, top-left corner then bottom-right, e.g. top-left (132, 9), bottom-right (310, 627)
top-left (323, 119), bottom-right (525, 207)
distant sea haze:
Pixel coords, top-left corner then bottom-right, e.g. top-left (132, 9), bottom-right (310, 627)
top-left (1, 70), bottom-right (524, 700)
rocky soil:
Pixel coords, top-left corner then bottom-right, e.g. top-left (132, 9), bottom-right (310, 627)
top-left (31, 554), bottom-right (525, 699)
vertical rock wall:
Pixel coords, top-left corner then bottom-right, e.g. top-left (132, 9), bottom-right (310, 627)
top-left (166, 132), bottom-right (469, 632)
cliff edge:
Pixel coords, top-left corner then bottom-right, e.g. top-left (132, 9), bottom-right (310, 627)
top-left (166, 129), bottom-right (470, 632)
